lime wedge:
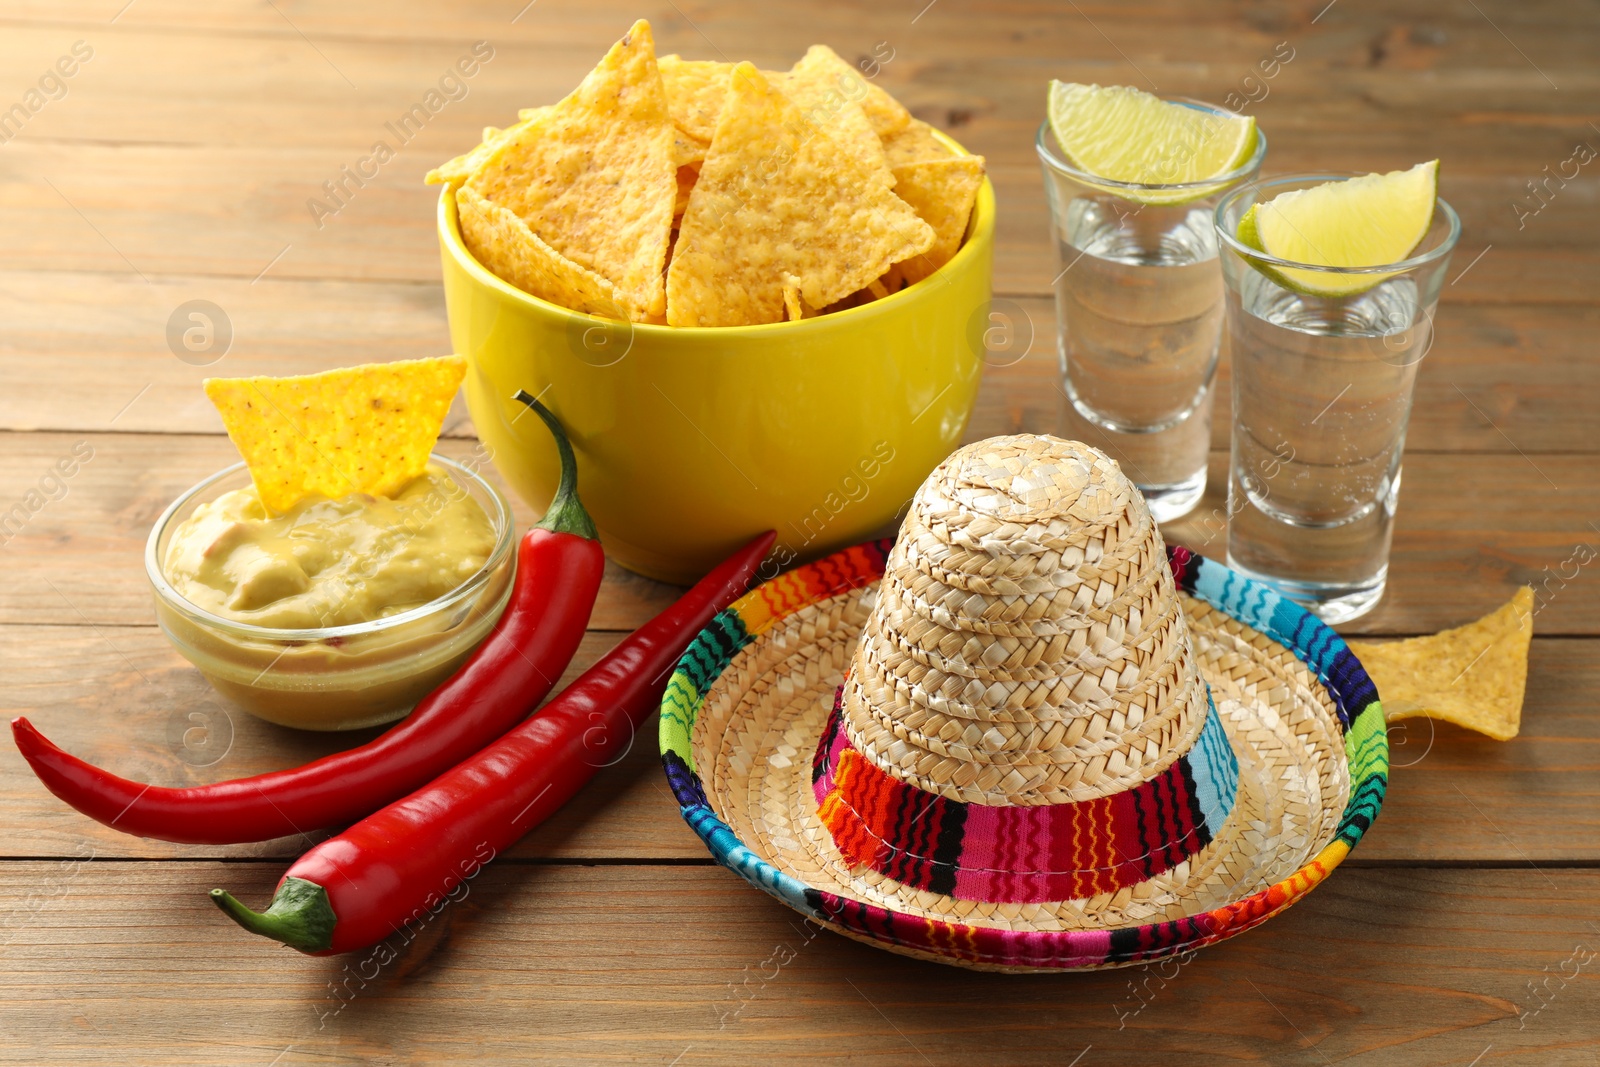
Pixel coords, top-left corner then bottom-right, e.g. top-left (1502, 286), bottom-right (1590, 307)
top-left (1046, 81), bottom-right (1257, 204)
top-left (1236, 161), bottom-right (1439, 298)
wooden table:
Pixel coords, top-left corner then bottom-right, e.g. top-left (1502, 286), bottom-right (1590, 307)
top-left (3, 1), bottom-right (1596, 1063)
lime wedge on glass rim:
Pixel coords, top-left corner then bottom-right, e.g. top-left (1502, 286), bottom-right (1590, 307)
top-left (1046, 81), bottom-right (1257, 205)
top-left (1236, 161), bottom-right (1439, 299)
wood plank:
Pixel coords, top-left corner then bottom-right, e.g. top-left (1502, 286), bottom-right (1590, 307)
top-left (3, 625), bottom-right (1594, 864)
top-left (966, 297), bottom-right (1598, 457)
top-left (1, 862), bottom-right (1596, 1064)
top-left (1, 141), bottom-right (1590, 303)
top-left (3, 627), bottom-right (704, 862)
top-left (0, 273), bottom-right (453, 433)
top-left (2, 0), bottom-right (1594, 137)
top-left (3, 428), bottom-right (1594, 633)
top-left (0, 432), bottom-right (682, 630)
top-left (1157, 451), bottom-right (1600, 637)
top-left (3, 280), bottom-right (1595, 446)
top-left (10, 0), bottom-right (1600, 43)
top-left (3, 3), bottom-right (1595, 146)
top-left (0, 9), bottom-right (1593, 300)
top-left (0, 1), bottom-right (1595, 1062)
top-left (1360, 638), bottom-right (1600, 865)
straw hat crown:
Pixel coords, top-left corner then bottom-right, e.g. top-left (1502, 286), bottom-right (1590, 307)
top-left (840, 435), bottom-right (1211, 806)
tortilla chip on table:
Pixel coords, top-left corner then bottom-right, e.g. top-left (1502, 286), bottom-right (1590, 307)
top-left (1349, 587), bottom-right (1534, 741)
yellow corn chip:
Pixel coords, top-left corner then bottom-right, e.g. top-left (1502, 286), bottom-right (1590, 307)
top-left (891, 156), bottom-right (986, 284)
top-left (667, 64), bottom-right (934, 326)
top-left (882, 117), bottom-right (955, 168)
top-left (674, 164), bottom-right (699, 217)
top-left (673, 130), bottom-right (709, 167)
top-left (789, 44), bottom-right (910, 137)
top-left (204, 356), bottom-right (466, 514)
top-left (782, 278), bottom-right (804, 321)
top-left (659, 55), bottom-right (736, 144)
top-left (456, 185), bottom-right (626, 317)
top-left (425, 110), bottom-right (550, 189)
top-left (663, 53), bottom-right (891, 181)
top-left (467, 19), bottom-right (675, 320)
top-left (1348, 587), bottom-right (1534, 741)
top-left (768, 69), bottom-right (892, 186)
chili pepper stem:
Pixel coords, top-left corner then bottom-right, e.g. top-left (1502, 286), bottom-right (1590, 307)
top-left (513, 390), bottom-right (599, 541)
top-left (210, 877), bottom-right (336, 953)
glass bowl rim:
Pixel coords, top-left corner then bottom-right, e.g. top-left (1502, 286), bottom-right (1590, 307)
top-left (1213, 172), bottom-right (1463, 275)
top-left (144, 452), bottom-right (516, 643)
top-left (1034, 100), bottom-right (1269, 192)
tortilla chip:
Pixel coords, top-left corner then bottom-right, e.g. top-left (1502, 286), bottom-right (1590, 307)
top-left (467, 19), bottom-right (675, 320)
top-left (425, 111), bottom-right (549, 188)
top-left (789, 44), bottom-right (910, 137)
top-left (891, 156), bottom-right (985, 284)
top-left (674, 164), bottom-right (699, 216)
top-left (1348, 587), bottom-right (1533, 741)
top-left (456, 185), bottom-right (626, 318)
top-left (662, 53), bottom-right (891, 181)
top-left (667, 64), bottom-right (934, 326)
top-left (659, 55), bottom-right (736, 144)
top-left (767, 69), bottom-right (892, 186)
top-left (673, 130), bottom-right (709, 167)
top-left (882, 117), bottom-right (955, 167)
top-left (782, 278), bottom-right (804, 321)
top-left (204, 356), bottom-right (466, 514)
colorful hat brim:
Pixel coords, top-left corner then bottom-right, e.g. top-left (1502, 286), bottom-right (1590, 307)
top-left (661, 541), bottom-right (1387, 971)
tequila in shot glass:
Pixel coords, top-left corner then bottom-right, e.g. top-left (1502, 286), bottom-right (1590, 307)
top-left (1214, 169), bottom-right (1460, 623)
top-left (1037, 92), bottom-right (1266, 522)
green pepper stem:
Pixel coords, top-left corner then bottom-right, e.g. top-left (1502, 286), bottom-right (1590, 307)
top-left (513, 390), bottom-right (599, 541)
top-left (210, 877), bottom-right (337, 954)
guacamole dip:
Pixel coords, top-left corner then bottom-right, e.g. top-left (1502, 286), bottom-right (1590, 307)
top-left (164, 465), bottom-right (494, 629)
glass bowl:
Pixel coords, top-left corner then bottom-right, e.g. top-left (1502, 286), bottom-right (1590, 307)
top-left (146, 453), bottom-right (516, 731)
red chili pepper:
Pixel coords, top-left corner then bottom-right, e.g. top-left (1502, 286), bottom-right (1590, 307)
top-left (210, 527), bottom-right (776, 955)
top-left (12, 393), bottom-right (605, 845)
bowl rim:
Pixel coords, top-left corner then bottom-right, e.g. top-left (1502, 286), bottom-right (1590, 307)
top-left (436, 129), bottom-right (995, 335)
top-left (145, 452), bottom-right (516, 643)
top-left (1214, 172), bottom-right (1462, 276)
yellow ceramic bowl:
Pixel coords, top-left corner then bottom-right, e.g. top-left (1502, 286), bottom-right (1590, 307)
top-left (438, 138), bottom-right (994, 584)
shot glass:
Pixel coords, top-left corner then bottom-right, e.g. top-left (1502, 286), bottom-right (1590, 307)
top-left (1214, 175), bottom-right (1461, 624)
top-left (1037, 109), bottom-right (1267, 522)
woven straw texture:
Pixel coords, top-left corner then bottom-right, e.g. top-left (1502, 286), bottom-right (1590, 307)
top-left (843, 436), bottom-right (1211, 807)
top-left (661, 540), bottom-right (1388, 972)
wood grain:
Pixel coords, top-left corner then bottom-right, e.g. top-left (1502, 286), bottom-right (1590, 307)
top-left (0, 0), bottom-right (1593, 302)
top-left (2, 623), bottom-right (1595, 865)
top-left (4, 282), bottom-right (1597, 449)
top-left (1, 1), bottom-right (1596, 1062)
top-left (0, 432), bottom-right (682, 631)
top-left (1, 862), bottom-right (1597, 1066)
top-left (1155, 451), bottom-right (1600, 638)
top-left (3, 627), bottom-right (700, 862)
top-left (1, 143), bottom-right (1590, 300)
top-left (3, 432), bottom-right (1593, 634)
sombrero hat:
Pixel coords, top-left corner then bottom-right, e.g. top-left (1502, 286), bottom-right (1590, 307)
top-left (661, 436), bottom-right (1387, 971)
